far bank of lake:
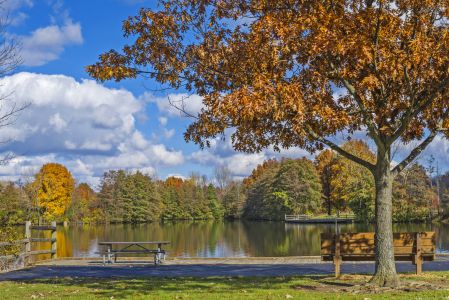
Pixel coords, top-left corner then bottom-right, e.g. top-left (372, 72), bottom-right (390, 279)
top-left (32, 221), bottom-right (446, 258)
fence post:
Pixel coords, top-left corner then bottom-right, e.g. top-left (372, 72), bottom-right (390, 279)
top-left (24, 221), bottom-right (31, 266)
top-left (51, 221), bottom-right (57, 259)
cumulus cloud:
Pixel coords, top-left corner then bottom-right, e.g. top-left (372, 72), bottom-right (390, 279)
top-left (2, 0), bottom-right (33, 12)
top-left (18, 19), bottom-right (83, 66)
top-left (0, 72), bottom-right (184, 185)
top-left (9, 12), bottom-right (28, 26)
top-left (142, 93), bottom-right (204, 117)
top-left (0, 0), bottom-right (33, 27)
top-left (158, 117), bottom-right (168, 126)
top-left (190, 133), bottom-right (314, 178)
top-left (49, 113), bottom-right (67, 132)
top-left (163, 128), bottom-right (175, 139)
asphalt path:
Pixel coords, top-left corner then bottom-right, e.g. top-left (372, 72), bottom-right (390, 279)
top-left (2, 259), bottom-right (449, 281)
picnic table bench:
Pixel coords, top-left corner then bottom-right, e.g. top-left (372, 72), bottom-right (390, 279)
top-left (321, 232), bottom-right (435, 277)
top-left (98, 241), bottom-right (170, 265)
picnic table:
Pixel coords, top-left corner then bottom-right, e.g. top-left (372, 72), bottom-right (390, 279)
top-left (98, 241), bottom-right (170, 265)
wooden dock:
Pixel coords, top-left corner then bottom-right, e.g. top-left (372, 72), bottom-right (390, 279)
top-left (284, 214), bottom-right (355, 224)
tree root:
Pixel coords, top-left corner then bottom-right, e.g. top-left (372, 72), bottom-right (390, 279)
top-left (369, 273), bottom-right (400, 287)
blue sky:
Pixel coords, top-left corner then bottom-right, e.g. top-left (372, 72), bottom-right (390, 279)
top-left (0, 0), bottom-right (447, 188)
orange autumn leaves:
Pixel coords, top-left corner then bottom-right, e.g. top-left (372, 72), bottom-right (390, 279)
top-left (87, 1), bottom-right (449, 154)
top-left (32, 163), bottom-right (75, 221)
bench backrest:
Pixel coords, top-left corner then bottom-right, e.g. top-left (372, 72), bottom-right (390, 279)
top-left (321, 232), bottom-right (435, 260)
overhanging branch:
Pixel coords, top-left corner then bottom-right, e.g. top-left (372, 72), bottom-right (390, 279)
top-left (392, 131), bottom-right (437, 176)
top-left (389, 76), bottom-right (449, 145)
top-left (305, 125), bottom-right (376, 173)
top-left (392, 106), bottom-right (449, 175)
top-left (329, 62), bottom-right (383, 149)
top-left (340, 78), bottom-right (383, 147)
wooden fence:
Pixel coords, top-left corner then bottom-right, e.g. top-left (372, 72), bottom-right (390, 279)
top-left (0, 221), bottom-right (57, 267)
top-left (284, 214), bottom-right (356, 223)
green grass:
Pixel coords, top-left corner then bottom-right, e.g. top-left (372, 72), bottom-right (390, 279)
top-left (1, 273), bottom-right (449, 299)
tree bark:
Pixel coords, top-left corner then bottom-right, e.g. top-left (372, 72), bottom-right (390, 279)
top-left (370, 149), bottom-right (400, 287)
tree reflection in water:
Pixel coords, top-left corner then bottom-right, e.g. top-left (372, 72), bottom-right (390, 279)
top-left (53, 221), bottom-right (442, 258)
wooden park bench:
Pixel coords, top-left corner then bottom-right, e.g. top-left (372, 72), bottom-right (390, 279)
top-left (98, 241), bottom-right (170, 265)
top-left (321, 232), bottom-right (435, 277)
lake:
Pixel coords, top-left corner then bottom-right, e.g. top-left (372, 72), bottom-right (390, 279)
top-left (46, 221), bottom-right (448, 258)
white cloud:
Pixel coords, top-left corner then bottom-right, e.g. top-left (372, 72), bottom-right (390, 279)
top-left (18, 20), bottom-right (83, 66)
top-left (49, 113), bottom-right (67, 132)
top-left (158, 116), bottom-right (168, 126)
top-left (2, 0), bottom-right (33, 12)
top-left (0, 72), bottom-right (185, 185)
top-left (129, 166), bottom-right (156, 177)
top-left (163, 128), bottom-right (175, 139)
top-left (190, 133), bottom-right (314, 177)
top-left (191, 150), bottom-right (264, 177)
top-left (166, 173), bottom-right (187, 180)
top-left (142, 93), bottom-right (204, 117)
top-left (10, 12), bottom-right (28, 26)
top-left (64, 140), bottom-right (76, 150)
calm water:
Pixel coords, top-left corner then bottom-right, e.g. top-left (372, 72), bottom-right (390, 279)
top-left (45, 221), bottom-right (448, 258)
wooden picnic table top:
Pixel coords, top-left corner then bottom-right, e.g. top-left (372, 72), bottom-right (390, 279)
top-left (98, 241), bottom-right (170, 245)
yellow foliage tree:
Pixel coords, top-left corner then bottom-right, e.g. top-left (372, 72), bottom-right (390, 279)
top-left (33, 163), bottom-right (75, 221)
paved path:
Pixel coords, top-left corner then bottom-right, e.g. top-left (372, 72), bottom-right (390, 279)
top-left (2, 259), bottom-right (449, 281)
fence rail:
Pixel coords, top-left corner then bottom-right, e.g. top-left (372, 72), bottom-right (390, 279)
top-left (0, 221), bottom-right (57, 267)
top-left (30, 225), bottom-right (57, 231)
top-left (284, 214), bottom-right (356, 223)
top-left (285, 214), bottom-right (309, 221)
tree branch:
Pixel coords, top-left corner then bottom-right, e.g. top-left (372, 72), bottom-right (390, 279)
top-left (389, 75), bottom-right (449, 145)
top-left (392, 105), bottom-right (449, 175)
top-left (305, 125), bottom-right (376, 173)
top-left (392, 131), bottom-right (437, 176)
top-left (329, 62), bottom-right (383, 149)
top-left (340, 77), bottom-right (383, 147)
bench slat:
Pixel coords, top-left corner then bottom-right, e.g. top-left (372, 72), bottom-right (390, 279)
top-left (322, 232), bottom-right (435, 240)
top-left (322, 254), bottom-right (435, 262)
top-left (320, 231), bottom-right (436, 270)
top-left (99, 250), bottom-right (165, 253)
top-left (323, 238), bottom-right (434, 247)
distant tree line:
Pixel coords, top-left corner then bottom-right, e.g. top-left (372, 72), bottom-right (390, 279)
top-left (0, 139), bottom-right (444, 225)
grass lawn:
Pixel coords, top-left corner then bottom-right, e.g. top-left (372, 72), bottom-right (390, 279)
top-left (1, 272), bottom-right (449, 299)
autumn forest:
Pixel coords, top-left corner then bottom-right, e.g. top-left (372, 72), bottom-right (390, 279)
top-left (0, 140), bottom-right (444, 225)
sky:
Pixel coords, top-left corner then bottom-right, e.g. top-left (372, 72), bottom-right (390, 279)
top-left (0, 0), bottom-right (447, 189)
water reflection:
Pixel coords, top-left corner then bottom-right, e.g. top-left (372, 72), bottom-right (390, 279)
top-left (50, 221), bottom-right (447, 258)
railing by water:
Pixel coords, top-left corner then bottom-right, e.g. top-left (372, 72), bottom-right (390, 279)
top-left (284, 214), bottom-right (356, 223)
top-left (0, 221), bottom-right (57, 271)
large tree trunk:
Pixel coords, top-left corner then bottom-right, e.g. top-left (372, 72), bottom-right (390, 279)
top-left (370, 150), bottom-right (400, 287)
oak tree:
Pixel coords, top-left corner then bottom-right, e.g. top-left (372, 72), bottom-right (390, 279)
top-left (87, 0), bottom-right (449, 286)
